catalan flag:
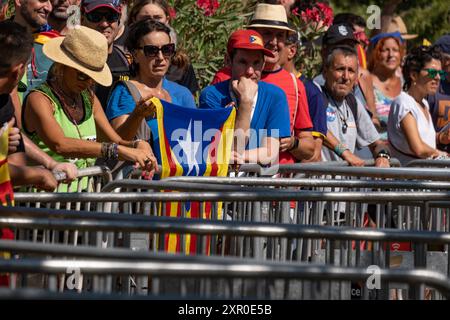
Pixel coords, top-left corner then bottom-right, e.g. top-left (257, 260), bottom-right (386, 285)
top-left (356, 44), bottom-right (367, 70)
top-left (0, 122), bottom-right (14, 287)
top-left (151, 98), bottom-right (235, 254)
top-left (0, 123), bottom-right (14, 206)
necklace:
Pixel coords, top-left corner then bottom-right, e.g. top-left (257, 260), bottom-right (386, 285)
top-left (323, 87), bottom-right (349, 134)
top-left (49, 81), bottom-right (85, 140)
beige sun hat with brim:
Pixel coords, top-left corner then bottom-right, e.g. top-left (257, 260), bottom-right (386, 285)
top-left (246, 4), bottom-right (296, 34)
top-left (386, 16), bottom-right (418, 40)
top-left (43, 26), bottom-right (112, 87)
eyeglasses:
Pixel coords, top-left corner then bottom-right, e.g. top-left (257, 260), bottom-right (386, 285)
top-left (77, 71), bottom-right (91, 82)
top-left (138, 44), bottom-right (176, 58)
top-left (423, 68), bottom-right (447, 79)
top-left (85, 11), bottom-right (120, 23)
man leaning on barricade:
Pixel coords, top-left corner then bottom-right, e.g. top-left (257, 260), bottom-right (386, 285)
top-left (318, 45), bottom-right (391, 168)
top-left (199, 29), bottom-right (291, 166)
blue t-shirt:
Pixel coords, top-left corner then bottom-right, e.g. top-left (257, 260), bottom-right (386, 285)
top-left (106, 79), bottom-right (196, 149)
top-left (199, 80), bottom-right (290, 149)
top-left (300, 75), bottom-right (328, 137)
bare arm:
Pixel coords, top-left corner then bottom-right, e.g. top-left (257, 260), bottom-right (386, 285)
top-left (323, 131), bottom-right (365, 166)
top-left (400, 113), bottom-right (442, 158)
top-left (281, 131), bottom-right (315, 161)
top-left (10, 87), bottom-right (22, 128)
top-left (25, 91), bottom-right (157, 169)
top-left (302, 136), bottom-right (323, 163)
top-left (242, 136), bottom-right (280, 166)
top-left (231, 77), bottom-right (258, 155)
top-left (8, 164), bottom-right (57, 191)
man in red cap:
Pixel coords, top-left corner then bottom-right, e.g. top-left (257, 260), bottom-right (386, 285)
top-left (200, 29), bottom-right (291, 165)
top-left (81, 0), bottom-right (130, 109)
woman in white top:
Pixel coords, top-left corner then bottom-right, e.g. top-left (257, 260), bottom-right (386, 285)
top-left (388, 45), bottom-right (449, 165)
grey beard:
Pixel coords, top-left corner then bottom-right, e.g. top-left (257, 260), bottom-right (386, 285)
top-left (50, 11), bottom-right (68, 21)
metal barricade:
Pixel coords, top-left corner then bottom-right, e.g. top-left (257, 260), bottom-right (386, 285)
top-left (1, 212), bottom-right (450, 300)
top-left (406, 159), bottom-right (450, 168)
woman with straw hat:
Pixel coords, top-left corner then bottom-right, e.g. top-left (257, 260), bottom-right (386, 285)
top-left (22, 26), bottom-right (157, 180)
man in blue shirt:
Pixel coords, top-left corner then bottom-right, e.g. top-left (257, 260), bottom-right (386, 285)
top-left (199, 29), bottom-right (291, 165)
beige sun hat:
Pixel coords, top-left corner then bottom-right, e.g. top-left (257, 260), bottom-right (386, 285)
top-left (43, 26), bottom-right (112, 86)
top-left (246, 3), bottom-right (296, 33)
top-left (386, 16), bottom-right (418, 40)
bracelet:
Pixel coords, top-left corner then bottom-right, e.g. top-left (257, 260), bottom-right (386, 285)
top-left (132, 139), bottom-right (143, 148)
top-left (288, 137), bottom-right (299, 151)
top-left (101, 142), bottom-right (119, 160)
top-left (334, 143), bottom-right (349, 157)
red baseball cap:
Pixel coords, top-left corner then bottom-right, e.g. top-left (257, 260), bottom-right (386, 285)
top-left (227, 29), bottom-right (274, 58)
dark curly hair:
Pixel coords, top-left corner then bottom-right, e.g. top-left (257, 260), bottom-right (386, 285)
top-left (403, 45), bottom-right (442, 91)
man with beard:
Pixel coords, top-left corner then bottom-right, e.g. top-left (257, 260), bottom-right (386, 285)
top-left (0, 21), bottom-right (75, 190)
top-left (48, 0), bottom-right (81, 34)
top-left (12, 0), bottom-right (58, 102)
top-left (81, 0), bottom-right (130, 109)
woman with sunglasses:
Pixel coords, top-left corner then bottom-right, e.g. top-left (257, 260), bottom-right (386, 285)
top-left (106, 19), bottom-right (196, 145)
top-left (368, 33), bottom-right (405, 141)
top-left (22, 26), bottom-right (157, 189)
top-left (126, 0), bottom-right (199, 96)
top-left (387, 45), bottom-right (449, 165)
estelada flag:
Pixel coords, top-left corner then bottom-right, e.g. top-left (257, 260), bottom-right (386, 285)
top-left (0, 122), bottom-right (14, 206)
top-left (151, 98), bottom-right (236, 254)
top-left (0, 122), bottom-right (15, 287)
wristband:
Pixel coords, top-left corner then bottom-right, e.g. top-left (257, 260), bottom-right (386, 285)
top-left (334, 143), bottom-right (349, 157)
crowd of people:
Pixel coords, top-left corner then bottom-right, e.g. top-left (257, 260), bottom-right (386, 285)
top-left (1, 0), bottom-right (450, 191)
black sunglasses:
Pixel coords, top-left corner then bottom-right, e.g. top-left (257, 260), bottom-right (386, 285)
top-left (138, 43), bottom-right (176, 58)
top-left (85, 11), bottom-right (120, 23)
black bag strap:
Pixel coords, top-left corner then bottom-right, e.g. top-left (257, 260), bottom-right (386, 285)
top-left (345, 93), bottom-right (359, 121)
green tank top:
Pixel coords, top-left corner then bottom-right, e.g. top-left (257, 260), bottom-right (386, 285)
top-left (26, 83), bottom-right (97, 191)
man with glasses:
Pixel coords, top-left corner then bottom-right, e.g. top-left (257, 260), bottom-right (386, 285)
top-left (428, 36), bottom-right (450, 152)
top-left (81, 0), bottom-right (130, 109)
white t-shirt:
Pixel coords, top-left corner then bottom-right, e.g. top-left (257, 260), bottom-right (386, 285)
top-left (387, 92), bottom-right (436, 165)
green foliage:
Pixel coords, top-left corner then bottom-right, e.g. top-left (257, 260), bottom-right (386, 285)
top-left (168, 0), bottom-right (254, 89)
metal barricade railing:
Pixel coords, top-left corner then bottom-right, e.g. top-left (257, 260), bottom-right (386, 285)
top-left (14, 166), bottom-right (113, 271)
top-left (0, 237), bottom-right (449, 300)
top-left (406, 159), bottom-right (450, 168)
top-left (3, 257), bottom-right (450, 300)
top-left (2, 204), bottom-right (450, 295)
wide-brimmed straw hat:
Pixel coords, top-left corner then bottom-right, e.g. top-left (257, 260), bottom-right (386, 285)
top-left (385, 16), bottom-right (417, 40)
top-left (43, 26), bottom-right (112, 86)
top-left (246, 4), bottom-right (296, 33)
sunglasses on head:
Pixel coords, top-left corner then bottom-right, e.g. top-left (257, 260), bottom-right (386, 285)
top-left (423, 68), bottom-right (447, 79)
top-left (138, 43), bottom-right (176, 58)
top-left (77, 71), bottom-right (91, 82)
top-left (85, 11), bottom-right (120, 23)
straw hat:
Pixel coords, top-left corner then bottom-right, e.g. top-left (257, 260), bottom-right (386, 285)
top-left (246, 4), bottom-right (296, 33)
top-left (386, 16), bottom-right (417, 40)
top-left (43, 26), bottom-right (112, 86)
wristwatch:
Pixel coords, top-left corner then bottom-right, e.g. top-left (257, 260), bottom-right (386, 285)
top-left (376, 150), bottom-right (391, 160)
